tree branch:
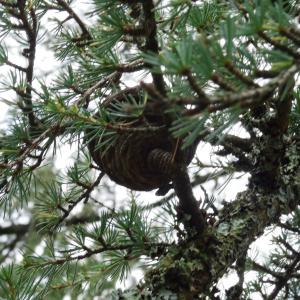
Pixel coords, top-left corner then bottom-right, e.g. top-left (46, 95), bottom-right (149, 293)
top-left (17, 0), bottom-right (39, 128)
top-left (173, 169), bottom-right (206, 234)
top-left (267, 252), bottom-right (300, 300)
top-left (55, 0), bottom-right (91, 40)
top-left (141, 0), bottom-right (166, 94)
top-left (54, 171), bottom-right (105, 228)
top-left (142, 146), bottom-right (300, 296)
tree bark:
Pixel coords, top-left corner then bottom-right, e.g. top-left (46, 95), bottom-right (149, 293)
top-left (120, 140), bottom-right (300, 298)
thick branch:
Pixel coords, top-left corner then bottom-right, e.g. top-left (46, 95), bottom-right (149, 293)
top-left (173, 169), bottom-right (206, 234)
top-left (142, 146), bottom-right (300, 296)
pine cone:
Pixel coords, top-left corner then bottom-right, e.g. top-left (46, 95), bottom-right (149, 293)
top-left (86, 96), bottom-right (197, 191)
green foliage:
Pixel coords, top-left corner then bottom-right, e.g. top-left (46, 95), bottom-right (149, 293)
top-left (0, 0), bottom-right (299, 298)
top-left (0, 200), bottom-right (169, 299)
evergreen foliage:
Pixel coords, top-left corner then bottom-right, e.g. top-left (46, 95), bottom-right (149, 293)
top-left (0, 0), bottom-right (300, 299)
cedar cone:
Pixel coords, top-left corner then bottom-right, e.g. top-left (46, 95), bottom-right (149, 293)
top-left (86, 93), bottom-right (197, 191)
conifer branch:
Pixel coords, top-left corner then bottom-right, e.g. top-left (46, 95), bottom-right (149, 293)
top-left (267, 252), bottom-right (300, 300)
top-left (55, 0), bottom-right (91, 40)
top-left (0, 125), bottom-right (59, 170)
top-left (5, 60), bottom-right (27, 72)
top-left (224, 61), bottom-right (258, 87)
top-left (54, 171), bottom-right (105, 228)
top-left (211, 73), bottom-right (236, 91)
top-left (258, 30), bottom-right (300, 60)
top-left (184, 63), bottom-right (299, 115)
top-left (141, 0), bottom-right (166, 95)
top-left (16, 0), bottom-right (39, 128)
top-left (32, 241), bottom-right (170, 267)
top-left (1, 1), bottom-right (300, 298)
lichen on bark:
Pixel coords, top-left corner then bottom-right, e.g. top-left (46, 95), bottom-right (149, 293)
top-left (116, 137), bottom-right (300, 299)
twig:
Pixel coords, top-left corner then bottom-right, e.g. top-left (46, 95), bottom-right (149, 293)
top-left (251, 260), bottom-right (284, 278)
top-left (0, 125), bottom-right (57, 170)
top-left (141, 0), bottom-right (166, 95)
top-left (254, 69), bottom-right (279, 78)
top-left (279, 27), bottom-right (300, 47)
top-left (138, 170), bottom-right (226, 213)
top-left (77, 72), bottom-right (121, 107)
top-left (275, 236), bottom-right (299, 256)
top-left (184, 63), bottom-right (299, 115)
top-left (278, 221), bottom-right (300, 234)
top-left (115, 59), bottom-right (145, 73)
top-left (211, 73), bottom-right (236, 91)
top-left (184, 69), bottom-right (209, 102)
top-left (258, 31), bottom-right (300, 60)
top-left (267, 252), bottom-right (300, 300)
top-left (140, 82), bottom-right (165, 102)
top-left (0, 213), bottom-right (105, 238)
top-left (101, 85), bottom-right (142, 107)
top-left (17, 0), bottom-right (39, 127)
top-left (55, 0), bottom-right (91, 40)
top-left (106, 123), bottom-right (165, 133)
top-left (226, 246), bottom-right (249, 299)
top-left (54, 172), bottom-right (105, 228)
top-left (5, 60), bottom-right (27, 72)
top-left (224, 61), bottom-right (258, 87)
top-left (28, 137), bottom-right (54, 171)
top-left (74, 60), bottom-right (144, 107)
top-left (31, 241), bottom-right (170, 266)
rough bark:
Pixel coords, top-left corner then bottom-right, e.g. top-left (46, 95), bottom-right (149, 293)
top-left (118, 137), bottom-right (300, 298)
